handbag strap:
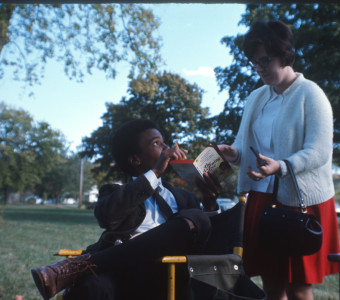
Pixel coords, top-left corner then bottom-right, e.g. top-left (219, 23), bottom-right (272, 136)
top-left (273, 160), bottom-right (307, 212)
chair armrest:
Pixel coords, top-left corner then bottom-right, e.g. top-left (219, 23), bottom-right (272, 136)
top-left (54, 249), bottom-right (85, 257)
top-left (161, 256), bottom-right (187, 264)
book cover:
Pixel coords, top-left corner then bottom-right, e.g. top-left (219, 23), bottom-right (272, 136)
top-left (170, 145), bottom-right (233, 186)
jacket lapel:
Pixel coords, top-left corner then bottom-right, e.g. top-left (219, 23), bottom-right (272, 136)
top-left (162, 180), bottom-right (186, 210)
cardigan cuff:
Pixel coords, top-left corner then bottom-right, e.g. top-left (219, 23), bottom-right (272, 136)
top-left (230, 149), bottom-right (241, 165)
top-left (277, 160), bottom-right (288, 177)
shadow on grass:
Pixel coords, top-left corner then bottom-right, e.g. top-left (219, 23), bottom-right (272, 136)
top-left (2, 206), bottom-right (97, 225)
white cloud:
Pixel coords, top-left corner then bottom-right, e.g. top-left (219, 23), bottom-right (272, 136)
top-left (182, 66), bottom-right (215, 78)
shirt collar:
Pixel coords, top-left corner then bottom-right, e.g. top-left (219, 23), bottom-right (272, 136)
top-left (132, 174), bottom-right (164, 191)
top-left (267, 73), bottom-right (303, 100)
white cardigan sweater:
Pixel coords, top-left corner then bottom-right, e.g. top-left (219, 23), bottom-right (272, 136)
top-left (232, 74), bottom-right (334, 207)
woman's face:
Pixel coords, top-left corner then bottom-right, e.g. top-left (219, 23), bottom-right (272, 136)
top-left (251, 45), bottom-right (285, 87)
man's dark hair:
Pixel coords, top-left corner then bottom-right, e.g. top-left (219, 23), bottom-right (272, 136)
top-left (243, 20), bottom-right (295, 67)
top-left (112, 119), bottom-right (158, 175)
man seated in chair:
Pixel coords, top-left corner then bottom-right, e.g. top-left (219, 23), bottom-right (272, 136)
top-left (31, 119), bottom-right (222, 300)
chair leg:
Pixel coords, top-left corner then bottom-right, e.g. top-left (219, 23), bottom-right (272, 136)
top-left (162, 256), bottom-right (186, 300)
top-left (167, 263), bottom-right (176, 300)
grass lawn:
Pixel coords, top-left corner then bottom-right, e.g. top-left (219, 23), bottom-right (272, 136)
top-left (0, 205), bottom-right (339, 300)
top-left (0, 205), bottom-right (102, 300)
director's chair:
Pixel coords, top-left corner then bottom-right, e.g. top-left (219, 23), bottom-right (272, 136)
top-left (54, 196), bottom-right (265, 300)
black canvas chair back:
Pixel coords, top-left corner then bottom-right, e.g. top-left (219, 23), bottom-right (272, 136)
top-left (202, 200), bottom-right (245, 255)
top-left (183, 200), bottom-right (266, 300)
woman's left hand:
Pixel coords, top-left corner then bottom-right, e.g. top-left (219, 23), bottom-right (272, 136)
top-left (247, 153), bottom-right (280, 181)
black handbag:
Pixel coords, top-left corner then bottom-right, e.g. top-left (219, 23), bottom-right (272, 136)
top-left (258, 160), bottom-right (323, 257)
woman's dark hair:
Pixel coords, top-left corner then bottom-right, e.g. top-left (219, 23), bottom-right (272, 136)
top-left (112, 119), bottom-right (157, 175)
top-left (243, 20), bottom-right (295, 67)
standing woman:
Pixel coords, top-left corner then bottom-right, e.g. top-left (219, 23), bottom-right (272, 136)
top-left (218, 20), bottom-right (340, 300)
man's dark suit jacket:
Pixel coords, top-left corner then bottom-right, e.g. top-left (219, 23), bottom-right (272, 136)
top-left (86, 174), bottom-right (200, 253)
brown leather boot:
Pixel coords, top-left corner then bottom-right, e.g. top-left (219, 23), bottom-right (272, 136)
top-left (31, 253), bottom-right (97, 300)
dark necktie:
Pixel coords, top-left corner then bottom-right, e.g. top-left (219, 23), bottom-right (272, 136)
top-left (153, 188), bottom-right (173, 219)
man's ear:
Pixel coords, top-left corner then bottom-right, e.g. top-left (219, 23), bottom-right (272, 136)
top-left (128, 154), bottom-right (141, 167)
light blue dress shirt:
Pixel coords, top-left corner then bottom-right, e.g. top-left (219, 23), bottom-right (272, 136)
top-left (134, 170), bottom-right (179, 235)
top-left (133, 169), bottom-right (220, 236)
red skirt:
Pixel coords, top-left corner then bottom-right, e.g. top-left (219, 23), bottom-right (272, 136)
top-left (243, 191), bottom-right (340, 284)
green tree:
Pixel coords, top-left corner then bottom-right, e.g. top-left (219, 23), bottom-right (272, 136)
top-left (0, 102), bottom-right (67, 203)
top-left (81, 71), bottom-right (212, 184)
top-left (34, 154), bottom-right (68, 202)
top-left (214, 4), bottom-right (340, 164)
top-left (36, 154), bottom-right (95, 203)
top-left (0, 4), bottom-right (162, 87)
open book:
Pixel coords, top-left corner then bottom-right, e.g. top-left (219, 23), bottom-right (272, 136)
top-left (169, 144), bottom-right (233, 187)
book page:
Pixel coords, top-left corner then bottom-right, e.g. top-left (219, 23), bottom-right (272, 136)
top-left (193, 147), bottom-right (233, 180)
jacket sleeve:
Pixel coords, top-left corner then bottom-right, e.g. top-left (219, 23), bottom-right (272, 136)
top-left (94, 175), bottom-right (154, 231)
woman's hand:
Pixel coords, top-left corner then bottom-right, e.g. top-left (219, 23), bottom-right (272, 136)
top-left (195, 172), bottom-right (221, 211)
top-left (247, 153), bottom-right (280, 181)
top-left (217, 144), bottom-right (239, 162)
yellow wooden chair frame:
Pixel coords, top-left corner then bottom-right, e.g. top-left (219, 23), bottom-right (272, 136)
top-left (160, 246), bottom-right (243, 300)
top-left (55, 247), bottom-right (243, 300)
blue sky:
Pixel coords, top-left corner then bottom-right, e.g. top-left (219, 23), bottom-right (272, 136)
top-left (1, 4), bottom-right (247, 152)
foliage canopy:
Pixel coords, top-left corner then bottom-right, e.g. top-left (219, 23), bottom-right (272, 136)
top-left (0, 3), bottom-right (162, 87)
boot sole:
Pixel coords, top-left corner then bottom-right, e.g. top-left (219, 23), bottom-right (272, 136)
top-left (31, 268), bottom-right (49, 300)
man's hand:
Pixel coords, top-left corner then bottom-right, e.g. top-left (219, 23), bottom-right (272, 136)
top-left (195, 172), bottom-right (221, 211)
top-left (152, 146), bottom-right (187, 178)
